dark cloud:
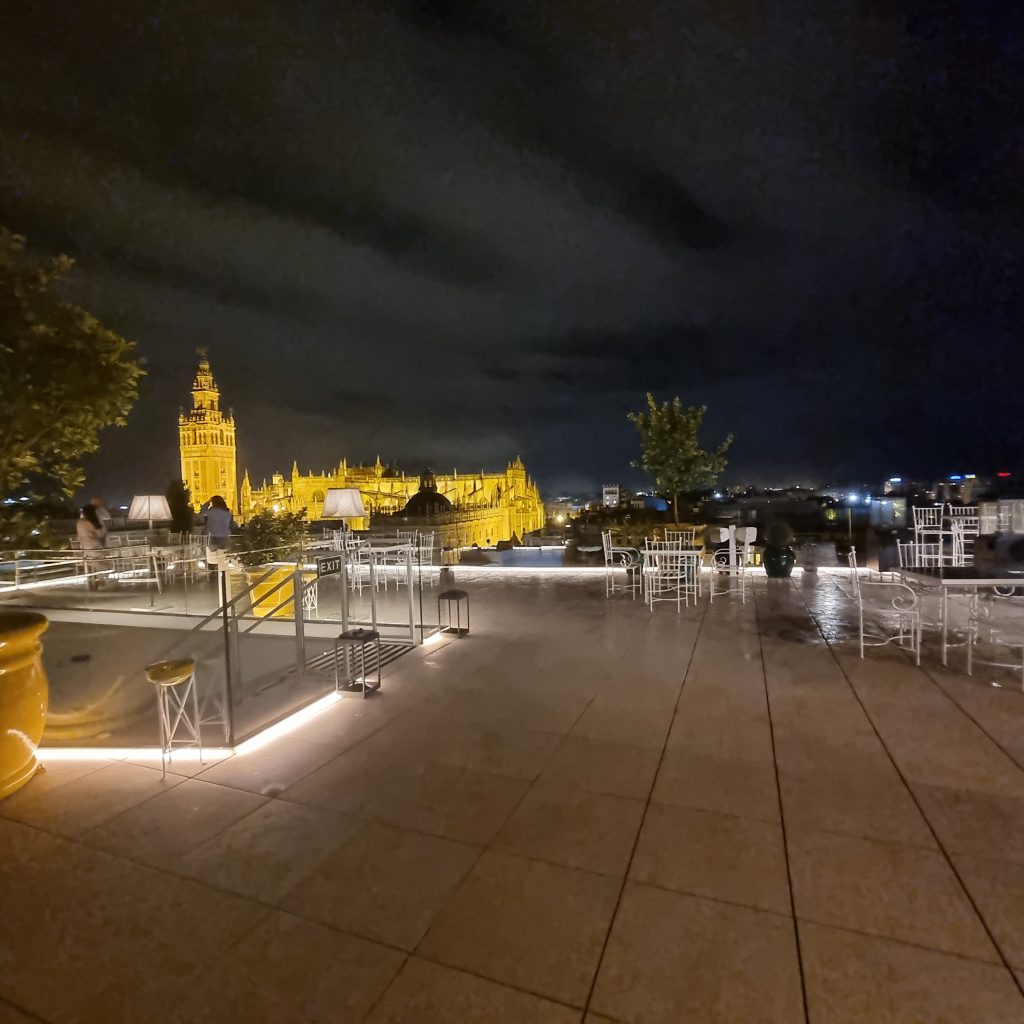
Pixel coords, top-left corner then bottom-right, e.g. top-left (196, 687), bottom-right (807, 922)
top-left (1, 0), bottom-right (1022, 497)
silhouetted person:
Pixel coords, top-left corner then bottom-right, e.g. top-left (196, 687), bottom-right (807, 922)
top-left (203, 496), bottom-right (234, 573)
top-left (90, 496), bottom-right (111, 542)
top-left (77, 504), bottom-right (106, 590)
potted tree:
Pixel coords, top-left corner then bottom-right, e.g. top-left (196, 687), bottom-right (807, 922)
top-left (233, 509), bottom-right (310, 616)
top-left (762, 520), bottom-right (796, 578)
top-left (627, 395), bottom-right (733, 524)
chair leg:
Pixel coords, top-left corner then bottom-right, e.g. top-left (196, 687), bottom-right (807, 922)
top-left (190, 673), bottom-right (204, 763)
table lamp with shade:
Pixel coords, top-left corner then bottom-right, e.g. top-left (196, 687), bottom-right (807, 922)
top-left (321, 488), bottom-right (367, 529)
top-left (128, 494), bottom-right (172, 529)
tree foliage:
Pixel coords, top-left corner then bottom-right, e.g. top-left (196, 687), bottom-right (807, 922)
top-left (0, 229), bottom-right (144, 497)
top-left (165, 479), bottom-right (194, 535)
top-left (628, 394), bottom-right (733, 522)
top-left (235, 508), bottom-right (309, 567)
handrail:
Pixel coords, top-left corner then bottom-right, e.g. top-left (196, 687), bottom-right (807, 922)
top-left (237, 571), bottom-right (304, 636)
top-left (128, 559), bottom-right (304, 697)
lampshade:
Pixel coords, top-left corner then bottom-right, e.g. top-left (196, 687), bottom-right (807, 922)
top-left (321, 488), bottom-right (367, 519)
top-left (128, 495), bottom-right (172, 521)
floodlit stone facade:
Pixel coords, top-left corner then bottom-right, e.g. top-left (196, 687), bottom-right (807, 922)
top-left (178, 354), bottom-right (238, 512)
top-left (178, 357), bottom-right (544, 544)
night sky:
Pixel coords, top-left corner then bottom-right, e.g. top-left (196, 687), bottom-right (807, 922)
top-left (1, 2), bottom-right (1022, 497)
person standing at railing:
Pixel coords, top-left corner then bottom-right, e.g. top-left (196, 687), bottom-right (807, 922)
top-left (203, 495), bottom-right (234, 574)
top-left (90, 496), bottom-right (112, 543)
top-left (76, 504), bottom-right (106, 590)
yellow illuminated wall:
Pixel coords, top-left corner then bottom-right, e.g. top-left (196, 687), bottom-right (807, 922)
top-left (242, 456), bottom-right (545, 546)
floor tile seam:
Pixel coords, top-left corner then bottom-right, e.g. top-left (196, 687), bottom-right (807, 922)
top-left (167, 783), bottom-right (365, 875)
top-left (0, 991), bottom-right (50, 1023)
top-left (752, 583), bottom-right (811, 1024)
top-left (402, 680), bottom-right (622, 970)
top-left (645, 794), bottom-right (781, 827)
top-left (357, 950), bottom-right (414, 1023)
top-left (410, 946), bottom-right (595, 1013)
top-left (272, 896), bottom-right (426, 959)
top-left (793, 913), bottom-right (1014, 969)
top-left (796, 584), bottom-right (1024, 999)
top-left (17, 759), bottom-right (112, 798)
top-left (97, 902), bottom-right (281, 1015)
top-left (71, 794), bottom-right (277, 868)
top-left (15, 803), bottom-right (381, 930)
top-left (579, 595), bottom-right (710, 1018)
top-left (74, 778), bottom-right (277, 857)
top-left (280, 765), bottom-right (544, 819)
top-left (18, 813), bottom-right (309, 914)
top-left (916, 665), bottom-right (1024, 776)
top-left (199, 689), bottom-right (435, 791)
top-left (0, 769), bottom-right (193, 850)
top-left (792, 822), bottom-right (940, 854)
top-left (623, 873), bottom-right (794, 920)
top-left (484, 835), bottom-right (643, 883)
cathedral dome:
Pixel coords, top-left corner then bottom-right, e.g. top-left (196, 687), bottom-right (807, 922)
top-left (402, 469), bottom-right (453, 517)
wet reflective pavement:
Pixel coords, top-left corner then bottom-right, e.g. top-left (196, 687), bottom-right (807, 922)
top-left (2, 571), bottom-right (1024, 1023)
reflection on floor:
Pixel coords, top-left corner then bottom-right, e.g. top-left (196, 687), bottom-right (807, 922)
top-left (2, 572), bottom-right (1024, 1022)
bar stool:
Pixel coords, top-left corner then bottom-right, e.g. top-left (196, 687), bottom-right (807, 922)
top-left (334, 628), bottom-right (382, 698)
top-left (438, 589), bottom-right (470, 636)
top-left (144, 657), bottom-right (202, 777)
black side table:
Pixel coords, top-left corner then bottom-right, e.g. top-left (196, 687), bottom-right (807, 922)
top-left (334, 627), bottom-right (382, 697)
top-left (438, 589), bottom-right (470, 637)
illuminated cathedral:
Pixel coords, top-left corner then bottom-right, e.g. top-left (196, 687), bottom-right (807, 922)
top-left (178, 356), bottom-right (545, 545)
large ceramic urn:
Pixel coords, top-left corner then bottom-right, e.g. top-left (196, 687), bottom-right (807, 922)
top-left (0, 611), bottom-right (49, 799)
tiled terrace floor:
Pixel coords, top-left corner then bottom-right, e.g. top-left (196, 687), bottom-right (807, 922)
top-left (3, 573), bottom-right (1024, 1022)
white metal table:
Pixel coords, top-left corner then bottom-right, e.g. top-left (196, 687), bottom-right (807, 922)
top-left (905, 571), bottom-right (1024, 665)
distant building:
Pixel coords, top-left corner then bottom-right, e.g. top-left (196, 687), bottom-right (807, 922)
top-left (602, 484), bottom-right (621, 508)
top-left (177, 355), bottom-right (544, 545)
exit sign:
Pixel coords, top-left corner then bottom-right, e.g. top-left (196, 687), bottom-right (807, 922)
top-left (317, 554), bottom-right (342, 577)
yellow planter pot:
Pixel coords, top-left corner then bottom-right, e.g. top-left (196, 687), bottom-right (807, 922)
top-left (250, 568), bottom-right (297, 619)
top-left (247, 568), bottom-right (315, 619)
top-left (0, 611), bottom-right (49, 800)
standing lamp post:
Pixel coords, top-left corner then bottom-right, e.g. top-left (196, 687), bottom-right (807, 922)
top-left (322, 489), bottom-right (369, 633)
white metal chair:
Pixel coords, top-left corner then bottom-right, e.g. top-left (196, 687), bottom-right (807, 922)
top-left (950, 517), bottom-right (979, 567)
top-left (602, 530), bottom-right (641, 599)
top-left (417, 531), bottom-right (437, 586)
top-left (344, 536), bottom-right (371, 594)
top-left (664, 528), bottom-right (696, 548)
top-left (913, 506), bottom-right (949, 563)
top-left (897, 539), bottom-right (942, 570)
top-left (375, 541), bottom-right (413, 592)
top-left (642, 538), bottom-right (678, 602)
top-left (645, 548), bottom-right (700, 611)
top-left (709, 549), bottom-right (746, 604)
top-left (302, 578), bottom-right (319, 618)
top-left (847, 548), bottom-right (920, 664)
top-left (966, 589), bottom-right (1024, 690)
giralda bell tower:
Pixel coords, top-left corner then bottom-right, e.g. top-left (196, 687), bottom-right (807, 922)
top-left (178, 352), bottom-right (238, 512)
